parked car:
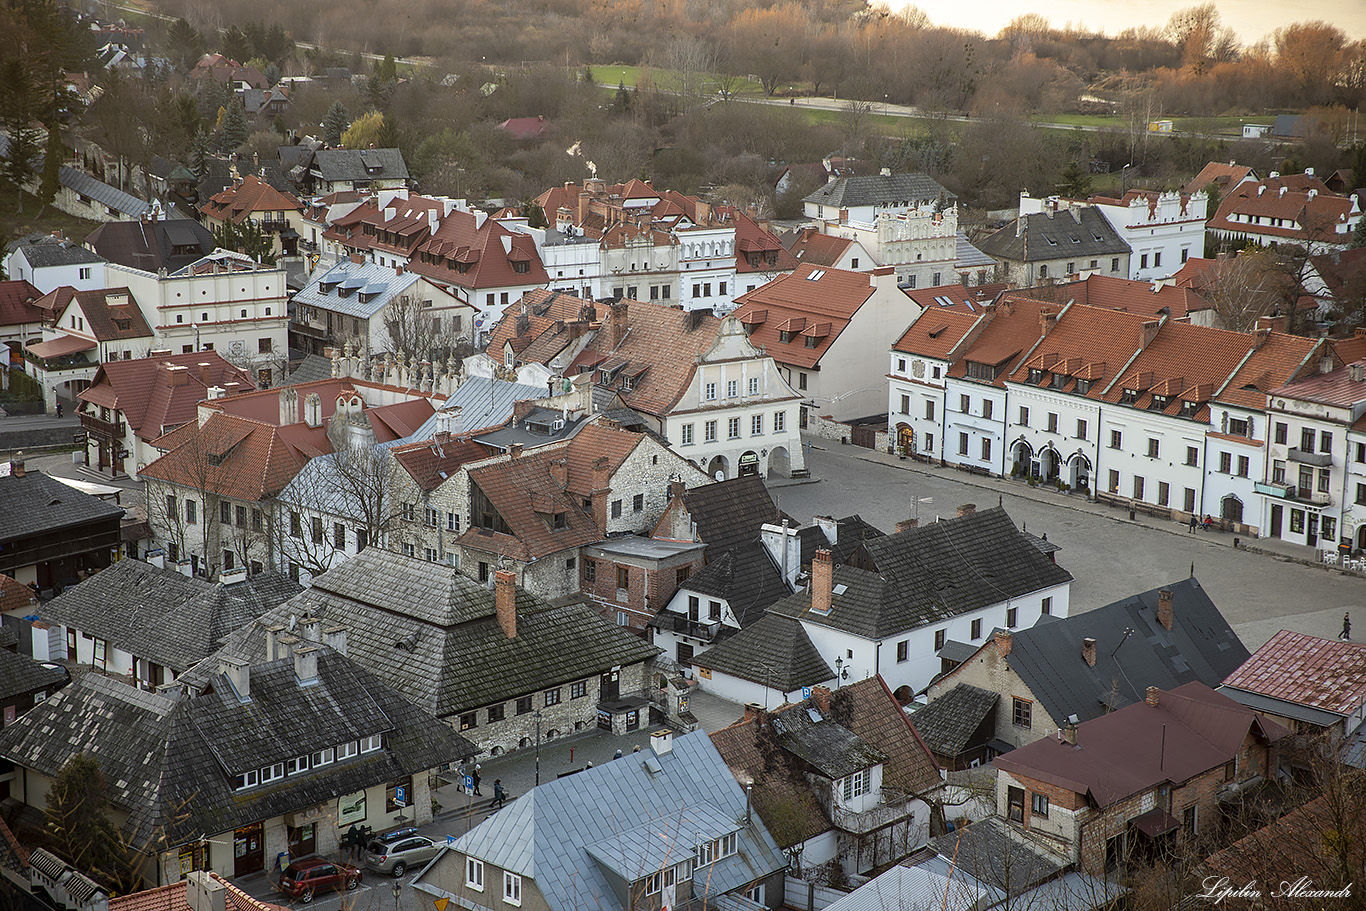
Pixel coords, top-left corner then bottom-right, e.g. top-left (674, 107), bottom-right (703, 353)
top-left (278, 857), bottom-right (363, 902)
top-left (364, 831), bottom-right (441, 877)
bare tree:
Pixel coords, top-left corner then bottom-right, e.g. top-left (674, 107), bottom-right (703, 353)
top-left (1202, 250), bottom-right (1288, 332)
top-left (381, 292), bottom-right (473, 365)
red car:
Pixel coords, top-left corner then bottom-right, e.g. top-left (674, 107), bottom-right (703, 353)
top-left (278, 857), bottom-right (363, 903)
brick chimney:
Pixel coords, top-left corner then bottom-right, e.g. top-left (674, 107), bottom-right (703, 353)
top-left (994, 629), bottom-right (1012, 657)
top-left (957, 503), bottom-right (976, 518)
top-left (494, 569), bottom-right (517, 638)
top-left (198, 362), bottom-right (213, 385)
top-left (9, 452), bottom-right (24, 478)
top-left (742, 702), bottom-right (767, 725)
top-left (1082, 637), bottom-right (1096, 667)
top-left (1139, 319), bottom-right (1161, 349)
top-left (896, 517), bottom-right (919, 532)
top-left (1062, 719), bottom-right (1078, 745)
top-left (1040, 309), bottom-right (1058, 335)
top-left (607, 301), bottom-right (629, 349)
top-left (1157, 588), bottom-right (1174, 631)
top-left (350, 253), bottom-right (365, 264)
top-left (1146, 686), bottom-right (1160, 707)
top-left (509, 441), bottom-right (523, 459)
top-left (810, 684), bottom-right (832, 714)
top-left (669, 478), bottom-right (686, 501)
top-left (812, 549), bottom-right (833, 614)
top-left (549, 457), bottom-right (567, 488)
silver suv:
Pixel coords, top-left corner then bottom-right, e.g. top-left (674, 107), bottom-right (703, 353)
top-left (364, 833), bottom-right (440, 877)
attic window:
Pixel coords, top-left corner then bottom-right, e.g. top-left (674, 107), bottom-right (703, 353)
top-left (832, 583), bottom-right (848, 595)
top-left (1076, 379), bottom-right (1092, 394)
top-left (1149, 394), bottom-right (1170, 411)
top-left (804, 336), bottom-right (818, 348)
top-left (114, 319), bottom-right (131, 331)
top-left (806, 269), bottom-right (826, 281)
top-left (1120, 389), bottom-right (1138, 405)
top-left (1027, 368), bottom-right (1044, 384)
top-left (1068, 233), bottom-right (1080, 243)
top-left (1045, 236), bottom-right (1058, 246)
top-left (778, 331), bottom-right (793, 343)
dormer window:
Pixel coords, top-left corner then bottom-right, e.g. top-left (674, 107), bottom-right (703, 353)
top-left (841, 767), bottom-right (872, 799)
top-left (1149, 395), bottom-right (1170, 411)
top-left (1076, 379), bottom-right (1091, 394)
top-left (1028, 368), bottom-right (1044, 384)
top-left (695, 832), bottom-right (738, 867)
top-left (1120, 389), bottom-right (1138, 405)
top-left (1050, 373), bottom-right (1067, 389)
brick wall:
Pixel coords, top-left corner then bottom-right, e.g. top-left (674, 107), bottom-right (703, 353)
top-left (927, 645), bottom-right (1058, 749)
top-left (581, 549), bottom-right (704, 632)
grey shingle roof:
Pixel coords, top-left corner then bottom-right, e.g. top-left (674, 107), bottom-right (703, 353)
top-left (925, 817), bottom-right (1063, 893)
top-left (1004, 577), bottom-right (1248, 728)
top-left (0, 135), bottom-right (155, 218)
top-left (285, 354), bottom-right (336, 384)
top-left (0, 471), bottom-right (125, 542)
top-left (6, 234), bottom-right (106, 268)
top-left (694, 614), bottom-right (834, 691)
top-left (0, 651), bottom-right (474, 850)
top-left (311, 149), bottom-right (409, 182)
top-left (795, 515), bottom-right (885, 566)
top-left (0, 649), bottom-right (67, 702)
top-left (200, 548), bottom-right (658, 717)
top-left (976, 207), bottom-right (1130, 264)
top-left (770, 507), bottom-right (1073, 640)
top-left (38, 560), bottom-right (302, 672)
top-left (907, 683), bottom-right (997, 756)
top-left (441, 732), bottom-right (786, 911)
top-left (803, 172), bottom-right (956, 210)
top-left (769, 703), bottom-right (886, 779)
top-left (294, 259), bottom-right (421, 320)
top-left (680, 476), bottom-right (790, 561)
top-left (677, 542), bottom-right (789, 629)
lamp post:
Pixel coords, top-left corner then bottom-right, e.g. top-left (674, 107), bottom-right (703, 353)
top-left (191, 322), bottom-right (201, 352)
top-left (1121, 163), bottom-right (1132, 196)
top-left (534, 709), bottom-right (543, 786)
top-left (391, 878), bottom-right (401, 911)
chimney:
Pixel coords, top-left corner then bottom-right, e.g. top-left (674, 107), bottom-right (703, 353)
top-left (1139, 319), bottom-right (1161, 348)
top-left (299, 614), bottom-right (322, 642)
top-left (650, 729), bottom-right (673, 756)
top-left (669, 478), bottom-right (686, 501)
top-left (812, 549), bottom-right (834, 614)
top-left (1040, 309), bottom-right (1058, 335)
top-left (1320, 355), bottom-right (1334, 375)
top-left (1279, 186), bottom-right (1287, 197)
top-left (1269, 171), bottom-right (1280, 179)
top-left (167, 365), bottom-right (189, 386)
top-left (147, 548), bottom-right (165, 569)
top-left (220, 656), bottom-right (251, 701)
top-left (279, 387), bottom-right (298, 425)
top-left (813, 515), bottom-right (838, 545)
top-left (219, 566), bottom-right (248, 586)
top-left (1146, 686), bottom-right (1160, 707)
top-left (810, 684), bottom-right (832, 714)
top-left (1062, 719), bottom-right (1078, 745)
top-left (1082, 637), bottom-right (1097, 667)
top-left (293, 644), bottom-right (320, 684)
top-left (350, 253), bottom-right (364, 264)
top-left (206, 385), bottom-right (224, 400)
top-left (578, 190), bottom-right (591, 225)
top-left (198, 362), bottom-right (213, 385)
top-left (495, 569), bottom-right (517, 638)
top-left (1305, 167), bottom-right (1314, 177)
top-left (742, 703), bottom-right (767, 725)
top-left (896, 518), bottom-right (919, 532)
top-left (509, 441), bottom-right (523, 459)
top-left (994, 629), bottom-right (1012, 657)
top-left (264, 624), bottom-right (287, 661)
top-left (187, 871), bottom-right (227, 911)
top-left (1157, 588), bottom-right (1174, 631)
top-left (549, 457), bottom-right (567, 487)
top-left (608, 301), bottom-right (629, 348)
top-left (956, 503), bottom-right (976, 518)
top-left (1351, 363), bottom-right (1365, 384)
top-left (324, 625), bottom-right (347, 656)
top-left (9, 452), bottom-right (24, 478)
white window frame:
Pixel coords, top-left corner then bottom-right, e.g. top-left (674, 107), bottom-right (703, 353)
top-left (260, 762), bottom-right (285, 784)
top-left (235, 770), bottom-right (259, 790)
top-left (337, 741), bottom-right (359, 760)
top-left (286, 755), bottom-right (309, 776)
top-left (360, 734), bottom-right (383, 753)
top-left (681, 424), bottom-right (694, 445)
top-left (466, 857), bottom-right (485, 891)
top-left (503, 872), bottom-right (522, 906)
top-left (841, 767), bottom-right (871, 800)
top-left (311, 748), bottom-right (334, 768)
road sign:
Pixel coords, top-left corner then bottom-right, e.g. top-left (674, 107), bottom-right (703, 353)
top-left (446, 834), bottom-right (456, 847)
top-left (801, 686), bottom-right (812, 700)
top-left (464, 775), bottom-right (474, 793)
top-left (395, 786), bottom-right (407, 805)
top-left (72, 432), bottom-right (87, 444)
top-left (435, 898), bottom-right (450, 911)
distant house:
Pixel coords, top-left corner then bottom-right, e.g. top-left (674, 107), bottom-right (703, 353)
top-left (1207, 169), bottom-right (1361, 250)
top-left (497, 115), bottom-right (551, 140)
top-left (414, 730), bottom-right (788, 911)
top-left (200, 174), bottom-right (306, 258)
top-left (0, 458), bottom-right (124, 592)
top-left (803, 171), bottom-right (955, 228)
top-left (85, 218), bottom-right (216, 273)
top-left (977, 200), bottom-right (1131, 286)
top-left (1182, 160), bottom-right (1258, 197)
top-left (307, 149), bottom-right (411, 195)
top-left (4, 233), bottom-right (106, 295)
top-left (25, 286), bottom-right (156, 413)
top-left (924, 578), bottom-right (1250, 754)
top-left (0, 134), bottom-right (159, 223)
top-left (995, 682), bottom-right (1286, 875)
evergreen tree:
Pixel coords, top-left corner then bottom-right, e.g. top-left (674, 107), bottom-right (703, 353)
top-left (374, 51), bottom-right (397, 86)
top-left (44, 755), bottom-right (124, 882)
top-left (1353, 144), bottom-right (1366, 196)
top-left (263, 63), bottom-right (279, 86)
top-left (37, 121), bottom-right (62, 212)
top-left (376, 112), bottom-right (399, 150)
top-left (166, 18), bottom-right (206, 72)
top-left (221, 26), bottom-right (252, 64)
top-left (0, 57), bottom-right (43, 212)
top-left (1055, 159), bottom-right (1091, 198)
top-left (191, 128), bottom-right (212, 181)
top-left (220, 98), bottom-right (248, 154)
top-left (212, 219), bottom-right (275, 265)
top-left (614, 79), bottom-right (631, 113)
top-left (1351, 218), bottom-right (1366, 250)
top-left (323, 100), bottom-right (350, 147)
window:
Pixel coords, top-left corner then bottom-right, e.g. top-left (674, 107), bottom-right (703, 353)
top-left (1321, 432), bottom-right (1333, 453)
top-left (1076, 419), bottom-right (1087, 440)
top-left (958, 432), bottom-right (969, 455)
top-left (466, 858), bottom-right (485, 891)
top-left (402, 502), bottom-right (415, 521)
top-left (79, 267), bottom-right (91, 280)
top-left (752, 414), bottom-right (763, 435)
top-left (1236, 455), bottom-right (1250, 477)
top-left (901, 394), bottom-right (911, 414)
top-left (611, 499), bottom-right (623, 519)
top-left (841, 768), bottom-right (871, 800)
top-left (705, 382), bottom-right (716, 400)
top-left (311, 748), bottom-right (334, 768)
top-left (503, 872), bottom-right (522, 906)
top-left (334, 523), bottom-right (346, 548)
top-left (185, 499), bottom-right (196, 524)
top-left (1181, 248), bottom-right (1189, 263)
top-left (1006, 607), bottom-right (1018, 627)
top-left (286, 755), bottom-right (309, 775)
top-left (960, 394), bottom-right (971, 413)
top-left (616, 566), bottom-right (630, 590)
top-left (709, 600), bottom-right (721, 621)
top-left (705, 421), bottom-right (718, 442)
top-left (896, 640), bottom-right (908, 662)
top-left (252, 509), bottom-right (263, 532)
top-left (934, 629), bottom-right (946, 650)
top-left (971, 618), bottom-right (982, 639)
top-left (259, 338), bottom-right (272, 354)
top-left (1032, 793), bottom-right (1049, 818)
top-left (798, 372), bottom-right (807, 390)
top-left (261, 762), bottom-right (284, 783)
top-left (544, 688), bottom-right (562, 706)
top-left (1183, 446), bottom-right (1197, 466)
top-left (728, 417), bottom-right (741, 439)
top-left (744, 885), bottom-right (764, 905)
top-left (1110, 429), bottom-right (1122, 449)
top-left (1007, 786), bottom-right (1025, 823)
top-left (982, 399), bottom-right (993, 419)
top-left (774, 411), bottom-right (786, 432)
top-left (1219, 451), bottom-right (1232, 473)
top-left (425, 507), bottom-right (439, 527)
top-left (220, 501), bottom-right (232, 524)
top-left (1301, 427), bottom-right (1315, 452)
top-left (727, 379), bottom-right (738, 398)
top-left (425, 547), bottom-right (438, 562)
top-left (1019, 406), bottom-right (1029, 427)
top-left (516, 696), bottom-right (532, 715)
top-left (1153, 252), bottom-right (1162, 267)
top-left (1158, 481), bottom-right (1170, 506)
top-left (570, 680), bottom-right (587, 699)
top-left (337, 741), bottom-right (359, 760)
top-left (1108, 469), bottom-right (1120, 493)
top-left (1133, 475), bottom-right (1145, 501)
top-left (1047, 413), bottom-right (1058, 433)
top-left (748, 377), bottom-right (759, 395)
top-left (925, 400), bottom-right (935, 420)
top-left (1358, 442), bottom-right (1366, 464)
top-left (1319, 469), bottom-right (1332, 493)
top-left (311, 516), bottom-right (323, 545)
top-left (459, 712), bottom-right (477, 731)
top-left (448, 512), bottom-right (459, 532)
top-left (1147, 438), bottom-right (1160, 458)
top-left (1013, 697), bottom-right (1032, 728)
top-left (584, 560), bottom-right (597, 583)
top-left (234, 770), bottom-right (260, 791)
top-left (488, 704), bottom-right (505, 723)
top-left (981, 438), bottom-right (992, 461)
top-left (1183, 805), bottom-right (1197, 837)
top-left (681, 423), bottom-right (694, 445)
top-left (360, 734), bottom-right (382, 752)
top-left (1140, 253), bottom-right (1149, 269)
top-left (1041, 596), bottom-right (1052, 615)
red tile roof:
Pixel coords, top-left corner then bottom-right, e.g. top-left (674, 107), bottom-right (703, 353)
top-left (201, 175), bottom-right (302, 224)
top-left (1093, 319), bottom-right (1261, 420)
top-left (78, 352), bottom-right (255, 442)
top-left (947, 294), bottom-right (1056, 385)
top-left (110, 873), bottom-right (288, 911)
top-left (59, 288), bottom-right (154, 343)
top-left (892, 307), bottom-right (984, 360)
top-left (997, 682), bottom-right (1286, 807)
top-left (319, 192), bottom-right (448, 258)
top-left (1222, 629), bottom-right (1366, 716)
top-left (141, 412), bottom-right (311, 502)
top-left (1208, 176), bottom-right (1357, 243)
top-left (733, 212), bottom-right (798, 274)
top-left (1216, 332), bottom-right (1321, 410)
top-left (1054, 273), bottom-right (1211, 319)
top-left (783, 227), bottom-right (853, 267)
top-left (1270, 355), bottom-right (1366, 407)
top-left (462, 446), bottom-right (605, 560)
top-left (1003, 301), bottom-right (1151, 397)
top-left (391, 435), bottom-right (492, 491)
top-left (409, 209), bottom-right (549, 291)
top-left (562, 422), bottom-right (642, 495)
top-left (367, 398), bottom-right (436, 441)
top-left (0, 574), bottom-right (36, 614)
top-left (1182, 161), bottom-right (1255, 196)
top-left (0, 280), bottom-right (42, 328)
top-left (498, 115), bottom-right (550, 140)
top-left (730, 264), bottom-right (875, 369)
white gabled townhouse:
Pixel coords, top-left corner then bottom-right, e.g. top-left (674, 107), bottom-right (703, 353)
top-left (888, 297), bottom-right (984, 461)
top-left (1054, 189), bottom-right (1208, 282)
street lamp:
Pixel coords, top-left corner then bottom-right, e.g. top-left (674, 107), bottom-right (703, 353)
top-left (191, 322), bottom-right (201, 352)
top-left (391, 878), bottom-right (401, 911)
top-left (1121, 163), bottom-right (1132, 196)
top-left (534, 709), bottom-right (543, 787)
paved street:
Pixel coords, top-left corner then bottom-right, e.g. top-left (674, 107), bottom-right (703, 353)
top-left (780, 443), bottom-right (1365, 650)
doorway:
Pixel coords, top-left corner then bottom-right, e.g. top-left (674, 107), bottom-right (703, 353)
top-left (287, 822), bottom-right (316, 858)
top-left (600, 669), bottom-right (620, 701)
top-left (234, 823), bottom-right (264, 876)
top-left (1308, 514), bottom-right (1319, 547)
top-left (1269, 504), bottom-right (1283, 538)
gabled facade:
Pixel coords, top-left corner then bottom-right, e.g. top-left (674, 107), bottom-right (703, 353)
top-left (1021, 190), bottom-right (1207, 282)
top-left (0, 460), bottom-right (124, 591)
top-left (199, 175), bottom-right (305, 258)
top-left (307, 149), bottom-right (411, 195)
top-left (1207, 169), bottom-right (1361, 250)
top-left (0, 280), bottom-right (47, 356)
top-left (889, 301), bottom-right (986, 460)
top-left (977, 201), bottom-right (1131, 287)
top-left (4, 234), bottom-right (106, 295)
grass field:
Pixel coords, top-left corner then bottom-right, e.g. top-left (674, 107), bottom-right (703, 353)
top-left (0, 185), bottom-right (100, 256)
top-left (586, 65), bottom-right (769, 98)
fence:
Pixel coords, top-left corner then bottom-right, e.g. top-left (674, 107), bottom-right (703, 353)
top-left (783, 878), bottom-right (849, 911)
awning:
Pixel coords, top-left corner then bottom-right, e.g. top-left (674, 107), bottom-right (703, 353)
top-left (27, 334), bottom-right (96, 358)
top-left (1130, 807), bottom-right (1181, 837)
top-left (937, 639), bottom-right (980, 664)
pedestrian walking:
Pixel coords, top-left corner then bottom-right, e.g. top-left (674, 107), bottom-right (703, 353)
top-left (1342, 612), bottom-right (1352, 641)
top-left (55, 402), bottom-right (62, 418)
top-left (472, 765), bottom-right (482, 796)
top-left (1189, 514), bottom-right (1198, 532)
top-left (492, 779), bottom-right (506, 810)
top-left (345, 824), bottom-right (359, 860)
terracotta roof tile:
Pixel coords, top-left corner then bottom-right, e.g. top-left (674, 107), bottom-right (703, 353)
top-left (1096, 319), bottom-right (1261, 418)
top-left (892, 308), bottom-right (983, 360)
top-left (1054, 274), bottom-right (1211, 319)
top-left (1004, 302), bottom-right (1151, 395)
top-left (1182, 161), bottom-right (1255, 196)
top-left (0, 280), bottom-right (43, 328)
top-left (782, 227), bottom-right (853, 267)
top-left (1217, 332), bottom-right (1321, 410)
top-left (141, 413), bottom-right (307, 502)
top-left (0, 574), bottom-right (37, 614)
top-left (410, 209), bottom-right (549, 290)
top-left (78, 352), bottom-right (255, 442)
top-left (464, 447), bottom-right (604, 559)
top-left (201, 174), bottom-right (302, 224)
top-left (391, 436), bottom-right (492, 491)
top-left (1222, 629), bottom-right (1366, 716)
top-left (731, 264), bottom-right (875, 369)
top-left (948, 295), bottom-right (1056, 385)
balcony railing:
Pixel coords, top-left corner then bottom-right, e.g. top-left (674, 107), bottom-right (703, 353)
top-left (79, 412), bottom-right (125, 439)
top-left (1255, 480), bottom-right (1332, 506)
top-left (831, 792), bottom-right (920, 836)
top-left (1289, 448), bottom-right (1333, 468)
top-left (647, 613), bottom-right (722, 641)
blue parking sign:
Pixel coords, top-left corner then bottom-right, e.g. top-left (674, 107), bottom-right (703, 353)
top-left (395, 786), bottom-right (407, 805)
top-left (464, 775), bottom-right (475, 793)
top-left (801, 686), bottom-right (812, 699)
